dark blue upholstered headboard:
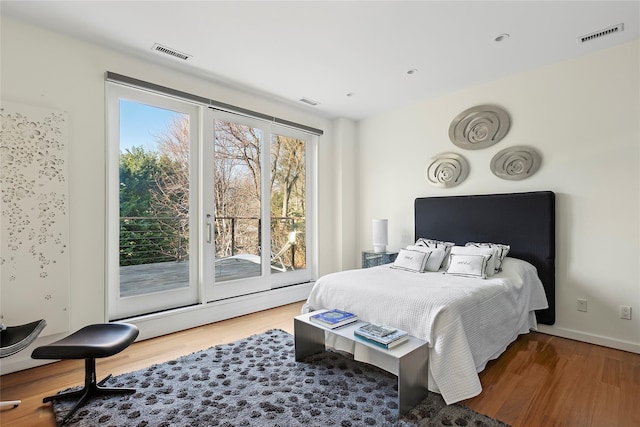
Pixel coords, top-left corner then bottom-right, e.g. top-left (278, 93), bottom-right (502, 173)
top-left (414, 191), bottom-right (555, 325)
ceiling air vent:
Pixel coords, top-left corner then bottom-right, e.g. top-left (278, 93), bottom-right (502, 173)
top-left (152, 43), bottom-right (191, 60)
top-left (577, 23), bottom-right (624, 44)
top-left (299, 97), bottom-right (320, 106)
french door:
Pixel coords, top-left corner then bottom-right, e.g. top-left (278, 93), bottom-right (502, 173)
top-left (107, 84), bottom-right (315, 320)
top-left (204, 112), bottom-right (314, 301)
top-left (107, 84), bottom-right (200, 319)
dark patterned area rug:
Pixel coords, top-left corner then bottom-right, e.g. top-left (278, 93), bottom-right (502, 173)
top-left (51, 329), bottom-right (509, 426)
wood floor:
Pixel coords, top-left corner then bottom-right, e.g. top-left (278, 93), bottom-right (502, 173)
top-left (1, 301), bottom-right (639, 426)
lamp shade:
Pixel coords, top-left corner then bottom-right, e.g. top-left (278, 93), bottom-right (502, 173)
top-left (372, 219), bottom-right (388, 253)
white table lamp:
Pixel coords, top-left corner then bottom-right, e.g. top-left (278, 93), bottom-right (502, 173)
top-left (372, 219), bottom-right (388, 253)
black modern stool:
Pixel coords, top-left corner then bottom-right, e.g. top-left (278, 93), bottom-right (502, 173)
top-left (31, 323), bottom-right (139, 425)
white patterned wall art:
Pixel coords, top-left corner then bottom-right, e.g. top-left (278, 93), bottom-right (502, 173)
top-left (1, 101), bottom-right (70, 336)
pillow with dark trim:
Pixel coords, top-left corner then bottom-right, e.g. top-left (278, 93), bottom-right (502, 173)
top-left (465, 242), bottom-right (510, 272)
top-left (414, 238), bottom-right (455, 259)
top-left (392, 249), bottom-right (431, 273)
top-left (449, 246), bottom-right (496, 276)
top-left (446, 254), bottom-right (489, 279)
top-left (406, 245), bottom-right (447, 271)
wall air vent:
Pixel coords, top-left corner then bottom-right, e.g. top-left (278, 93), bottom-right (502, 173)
top-left (152, 43), bottom-right (191, 60)
top-left (578, 23), bottom-right (624, 44)
top-left (299, 97), bottom-right (320, 106)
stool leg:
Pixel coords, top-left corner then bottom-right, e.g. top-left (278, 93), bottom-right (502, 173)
top-left (43, 358), bottom-right (136, 426)
top-left (0, 400), bottom-right (21, 409)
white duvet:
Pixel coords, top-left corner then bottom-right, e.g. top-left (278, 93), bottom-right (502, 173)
top-left (302, 257), bottom-right (549, 404)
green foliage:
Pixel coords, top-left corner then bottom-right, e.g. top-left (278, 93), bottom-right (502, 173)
top-left (119, 147), bottom-right (160, 217)
top-left (119, 147), bottom-right (185, 266)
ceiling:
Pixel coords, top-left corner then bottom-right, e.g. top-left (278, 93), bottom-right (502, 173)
top-left (2, 1), bottom-right (638, 120)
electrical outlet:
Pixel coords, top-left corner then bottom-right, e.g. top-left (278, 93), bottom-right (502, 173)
top-left (620, 305), bottom-right (632, 320)
top-left (577, 298), bottom-right (588, 312)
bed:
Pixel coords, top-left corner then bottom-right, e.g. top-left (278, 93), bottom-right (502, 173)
top-left (302, 191), bottom-right (555, 404)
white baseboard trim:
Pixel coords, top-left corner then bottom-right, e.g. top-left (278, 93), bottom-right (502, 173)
top-left (0, 283), bottom-right (313, 375)
top-left (537, 324), bottom-right (640, 354)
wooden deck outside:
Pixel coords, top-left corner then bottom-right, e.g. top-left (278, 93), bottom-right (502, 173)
top-left (119, 257), bottom-right (264, 297)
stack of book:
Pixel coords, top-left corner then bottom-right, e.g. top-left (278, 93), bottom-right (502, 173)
top-left (309, 309), bottom-right (358, 329)
top-left (354, 322), bottom-right (409, 349)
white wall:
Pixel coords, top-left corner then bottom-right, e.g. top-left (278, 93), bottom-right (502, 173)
top-left (356, 41), bottom-right (640, 353)
top-left (0, 16), bottom-right (345, 372)
top-left (332, 119), bottom-right (360, 270)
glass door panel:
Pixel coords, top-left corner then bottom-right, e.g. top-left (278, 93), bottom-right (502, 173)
top-left (213, 119), bottom-right (263, 282)
top-left (270, 134), bottom-right (306, 275)
top-left (119, 101), bottom-right (191, 295)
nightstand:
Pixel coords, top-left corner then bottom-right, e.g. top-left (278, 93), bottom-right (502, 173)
top-left (361, 250), bottom-right (398, 268)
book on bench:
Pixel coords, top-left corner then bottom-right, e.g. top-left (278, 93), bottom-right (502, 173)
top-left (309, 309), bottom-right (358, 329)
top-left (354, 323), bottom-right (409, 348)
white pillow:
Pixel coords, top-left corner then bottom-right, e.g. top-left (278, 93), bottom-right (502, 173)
top-left (414, 238), bottom-right (455, 258)
top-left (449, 246), bottom-right (496, 276)
top-left (465, 242), bottom-right (510, 272)
top-left (406, 245), bottom-right (447, 271)
top-left (392, 249), bottom-right (431, 272)
top-left (446, 254), bottom-right (489, 279)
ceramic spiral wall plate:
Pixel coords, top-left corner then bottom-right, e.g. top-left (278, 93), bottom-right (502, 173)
top-left (425, 152), bottom-right (469, 188)
top-left (490, 145), bottom-right (542, 180)
top-left (449, 105), bottom-right (510, 150)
